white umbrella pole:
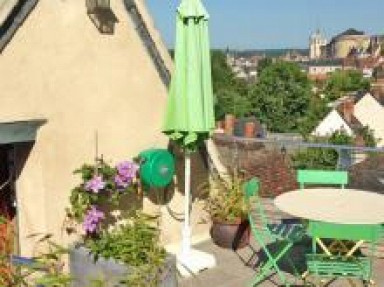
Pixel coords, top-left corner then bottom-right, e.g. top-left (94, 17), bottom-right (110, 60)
top-left (181, 152), bottom-right (192, 255)
top-left (177, 151), bottom-right (216, 277)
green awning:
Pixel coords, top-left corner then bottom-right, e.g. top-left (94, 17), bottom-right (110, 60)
top-left (0, 119), bottom-right (46, 144)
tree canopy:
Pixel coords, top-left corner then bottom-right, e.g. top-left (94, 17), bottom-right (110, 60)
top-left (211, 51), bottom-right (250, 119)
top-left (323, 70), bottom-right (370, 102)
top-left (248, 61), bottom-right (313, 133)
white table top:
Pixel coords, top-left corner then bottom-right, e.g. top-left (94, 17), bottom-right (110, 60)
top-left (274, 188), bottom-right (384, 225)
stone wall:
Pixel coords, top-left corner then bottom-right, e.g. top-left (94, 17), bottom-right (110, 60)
top-left (213, 134), bottom-right (298, 197)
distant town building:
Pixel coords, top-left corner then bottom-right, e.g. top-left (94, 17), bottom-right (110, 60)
top-left (309, 29), bottom-right (327, 60)
top-left (309, 28), bottom-right (384, 60)
top-left (325, 28), bottom-right (371, 59)
top-left (226, 49), bottom-right (259, 82)
top-left (304, 59), bottom-right (343, 81)
top-left (281, 50), bottom-right (309, 62)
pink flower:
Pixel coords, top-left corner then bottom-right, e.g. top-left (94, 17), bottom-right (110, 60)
top-left (114, 161), bottom-right (139, 189)
top-left (83, 206), bottom-right (104, 234)
top-left (85, 176), bottom-right (106, 193)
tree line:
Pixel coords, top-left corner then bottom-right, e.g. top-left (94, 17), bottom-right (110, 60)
top-left (212, 50), bottom-right (371, 136)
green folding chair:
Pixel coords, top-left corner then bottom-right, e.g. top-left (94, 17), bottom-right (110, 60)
top-left (297, 169), bottom-right (351, 253)
top-left (244, 178), bottom-right (306, 287)
top-left (305, 221), bottom-right (381, 287)
top-left (297, 169), bottom-right (349, 189)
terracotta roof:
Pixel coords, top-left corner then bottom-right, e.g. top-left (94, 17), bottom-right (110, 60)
top-left (344, 56), bottom-right (379, 69)
top-left (336, 28), bottom-right (365, 38)
top-left (307, 59), bottom-right (343, 67)
top-left (336, 106), bottom-right (363, 132)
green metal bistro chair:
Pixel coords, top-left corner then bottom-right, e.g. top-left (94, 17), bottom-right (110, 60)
top-left (305, 221), bottom-right (381, 286)
top-left (297, 169), bottom-right (349, 189)
top-left (244, 178), bottom-right (306, 287)
top-left (296, 169), bottom-right (350, 253)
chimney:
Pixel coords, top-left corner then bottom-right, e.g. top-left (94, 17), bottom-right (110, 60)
top-left (342, 98), bottom-right (354, 123)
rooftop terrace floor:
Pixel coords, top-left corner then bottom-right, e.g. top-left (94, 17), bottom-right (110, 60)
top-left (179, 238), bottom-right (384, 287)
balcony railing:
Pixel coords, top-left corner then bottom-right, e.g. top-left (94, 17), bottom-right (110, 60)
top-left (211, 133), bottom-right (384, 196)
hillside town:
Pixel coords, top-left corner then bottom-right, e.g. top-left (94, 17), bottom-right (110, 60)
top-left (223, 28), bottom-right (384, 147)
top-left (227, 28), bottom-right (384, 82)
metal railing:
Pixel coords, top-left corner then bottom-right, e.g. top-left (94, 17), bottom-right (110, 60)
top-left (212, 134), bottom-right (384, 193)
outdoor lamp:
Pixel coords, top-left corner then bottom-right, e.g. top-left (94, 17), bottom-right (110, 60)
top-left (86, 0), bottom-right (118, 34)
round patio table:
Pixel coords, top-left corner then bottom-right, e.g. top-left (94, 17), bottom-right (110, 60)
top-left (274, 188), bottom-right (384, 224)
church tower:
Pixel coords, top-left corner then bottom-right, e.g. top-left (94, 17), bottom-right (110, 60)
top-left (310, 29), bottom-right (327, 59)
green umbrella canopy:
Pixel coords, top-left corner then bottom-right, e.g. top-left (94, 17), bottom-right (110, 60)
top-left (163, 0), bottom-right (214, 151)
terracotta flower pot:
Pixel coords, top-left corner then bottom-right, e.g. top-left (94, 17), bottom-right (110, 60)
top-left (224, 114), bottom-right (236, 136)
top-left (215, 120), bottom-right (224, 132)
top-left (244, 122), bottom-right (256, 138)
top-left (210, 218), bottom-right (250, 250)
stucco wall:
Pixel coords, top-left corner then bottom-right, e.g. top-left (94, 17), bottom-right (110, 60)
top-left (0, 0), bottom-right (209, 255)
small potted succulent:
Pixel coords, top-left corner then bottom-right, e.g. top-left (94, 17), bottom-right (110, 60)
top-left (203, 170), bottom-right (250, 250)
top-left (66, 158), bottom-right (177, 287)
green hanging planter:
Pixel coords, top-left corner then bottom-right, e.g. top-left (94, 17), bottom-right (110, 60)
top-left (139, 149), bottom-right (175, 189)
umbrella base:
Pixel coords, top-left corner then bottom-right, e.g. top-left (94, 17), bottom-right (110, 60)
top-left (176, 248), bottom-right (216, 277)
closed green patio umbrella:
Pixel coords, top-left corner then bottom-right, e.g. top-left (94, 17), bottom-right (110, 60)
top-left (163, 0), bottom-right (216, 275)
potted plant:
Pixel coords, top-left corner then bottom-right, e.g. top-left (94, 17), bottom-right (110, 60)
top-left (203, 170), bottom-right (250, 250)
top-left (65, 158), bottom-right (177, 287)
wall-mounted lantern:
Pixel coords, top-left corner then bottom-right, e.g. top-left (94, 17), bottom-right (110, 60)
top-left (86, 0), bottom-right (118, 34)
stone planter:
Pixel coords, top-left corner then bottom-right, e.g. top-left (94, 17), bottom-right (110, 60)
top-left (69, 246), bottom-right (177, 287)
top-left (210, 218), bottom-right (250, 250)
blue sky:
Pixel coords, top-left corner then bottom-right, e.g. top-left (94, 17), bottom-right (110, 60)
top-left (146, 0), bottom-right (384, 49)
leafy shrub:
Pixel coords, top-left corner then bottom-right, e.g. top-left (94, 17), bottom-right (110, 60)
top-left (66, 158), bottom-right (167, 286)
top-left (202, 170), bottom-right (249, 222)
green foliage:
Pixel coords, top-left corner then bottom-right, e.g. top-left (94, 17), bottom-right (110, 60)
top-left (329, 130), bottom-right (354, 145)
top-left (0, 215), bottom-right (6, 224)
top-left (66, 158), bottom-right (139, 237)
top-left (356, 126), bottom-right (379, 147)
top-left (84, 212), bottom-right (166, 286)
top-left (211, 51), bottom-right (250, 119)
top-left (214, 88), bottom-right (251, 119)
top-left (256, 57), bottom-right (273, 75)
top-left (1, 234), bottom-right (71, 287)
top-left (291, 146), bottom-right (339, 170)
top-left (298, 96), bottom-right (331, 136)
top-left (323, 70), bottom-right (371, 102)
top-left (66, 157), bottom-right (168, 286)
top-left (291, 126), bottom-right (379, 170)
top-left (85, 212), bottom-right (165, 267)
top-left (248, 61), bottom-right (312, 133)
top-left (291, 130), bottom-right (354, 170)
top-left (211, 53), bottom-right (328, 134)
top-left (202, 170), bottom-right (249, 222)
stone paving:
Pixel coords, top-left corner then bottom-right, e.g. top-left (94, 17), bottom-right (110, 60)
top-left (179, 238), bottom-right (384, 287)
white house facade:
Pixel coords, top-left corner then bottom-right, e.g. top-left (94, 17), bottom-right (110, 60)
top-left (312, 109), bottom-right (354, 137)
top-left (354, 93), bottom-right (384, 146)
